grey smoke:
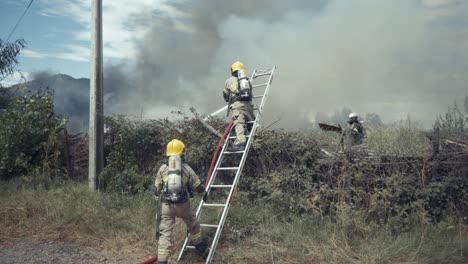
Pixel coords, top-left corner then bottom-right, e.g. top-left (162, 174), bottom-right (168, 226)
top-left (29, 71), bottom-right (89, 132)
top-left (39, 0), bottom-right (468, 131)
top-left (104, 0), bottom-right (327, 123)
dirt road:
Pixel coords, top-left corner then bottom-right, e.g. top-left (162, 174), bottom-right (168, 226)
top-left (0, 236), bottom-right (135, 264)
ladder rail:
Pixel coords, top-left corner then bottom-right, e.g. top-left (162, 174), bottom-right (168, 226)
top-left (254, 67), bottom-right (275, 116)
top-left (200, 68), bottom-right (260, 201)
top-left (205, 111), bottom-right (260, 263)
top-left (205, 66), bottom-right (276, 263)
top-left (176, 123), bottom-right (233, 261)
top-left (177, 67), bottom-right (276, 263)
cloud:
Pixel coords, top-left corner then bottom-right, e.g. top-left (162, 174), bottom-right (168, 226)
top-left (22, 49), bottom-right (48, 59)
top-left (1, 71), bottom-right (29, 87)
top-left (21, 44), bottom-right (90, 63)
top-left (421, 0), bottom-right (459, 8)
top-left (54, 44), bottom-right (89, 62)
top-left (37, 0), bottom-right (166, 60)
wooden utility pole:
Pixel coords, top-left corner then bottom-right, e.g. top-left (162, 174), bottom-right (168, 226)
top-left (89, 0), bottom-right (104, 192)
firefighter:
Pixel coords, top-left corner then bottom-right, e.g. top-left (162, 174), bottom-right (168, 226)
top-left (223, 61), bottom-right (255, 151)
top-left (346, 112), bottom-right (365, 146)
top-left (154, 139), bottom-right (208, 264)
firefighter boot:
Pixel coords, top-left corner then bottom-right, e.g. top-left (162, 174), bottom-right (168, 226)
top-left (229, 143), bottom-right (245, 152)
top-left (195, 237), bottom-right (209, 255)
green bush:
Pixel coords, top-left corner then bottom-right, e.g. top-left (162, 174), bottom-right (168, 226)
top-left (240, 129), bottom-right (322, 215)
top-left (99, 115), bottom-right (466, 228)
top-left (100, 114), bottom-right (226, 193)
top-left (0, 90), bottom-right (65, 179)
top-left (435, 95), bottom-right (468, 141)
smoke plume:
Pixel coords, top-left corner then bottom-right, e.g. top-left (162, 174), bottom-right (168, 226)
top-left (104, 0), bottom-right (468, 129)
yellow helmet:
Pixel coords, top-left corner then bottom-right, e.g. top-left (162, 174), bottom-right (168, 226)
top-left (166, 139), bottom-right (185, 156)
top-left (230, 61), bottom-right (244, 73)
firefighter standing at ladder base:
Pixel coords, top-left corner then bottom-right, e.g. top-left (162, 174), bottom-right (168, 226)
top-left (223, 61), bottom-right (255, 151)
top-left (346, 113), bottom-right (366, 146)
top-left (154, 139), bottom-right (208, 264)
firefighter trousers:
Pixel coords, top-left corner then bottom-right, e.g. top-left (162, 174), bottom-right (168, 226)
top-left (231, 104), bottom-right (255, 146)
top-left (157, 201), bottom-right (202, 262)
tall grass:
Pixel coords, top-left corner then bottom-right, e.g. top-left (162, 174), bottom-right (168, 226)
top-left (0, 180), bottom-right (158, 259)
top-left (1, 180), bottom-right (466, 263)
top-left (365, 127), bottom-right (431, 157)
top-left (316, 120), bottom-right (431, 158)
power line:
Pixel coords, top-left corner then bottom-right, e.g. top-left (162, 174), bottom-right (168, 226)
top-left (5, 0), bottom-right (35, 43)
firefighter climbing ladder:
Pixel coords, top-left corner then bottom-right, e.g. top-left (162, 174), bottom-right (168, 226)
top-left (177, 66), bottom-right (276, 263)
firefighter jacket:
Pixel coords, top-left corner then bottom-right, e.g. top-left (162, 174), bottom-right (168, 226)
top-left (154, 163), bottom-right (204, 203)
top-left (348, 121), bottom-right (365, 145)
top-left (223, 76), bottom-right (252, 109)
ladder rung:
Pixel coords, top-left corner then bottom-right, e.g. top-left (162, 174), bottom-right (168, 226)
top-left (228, 135), bottom-right (250, 139)
top-left (210, 184), bottom-right (233, 188)
top-left (223, 150), bottom-right (245, 154)
top-left (253, 83), bottom-right (268, 88)
top-left (200, 224), bottom-right (219, 228)
top-left (254, 72), bottom-right (272, 77)
top-left (203, 203), bottom-right (226, 207)
top-left (217, 167), bottom-right (239, 171)
top-left (253, 95), bottom-right (263, 98)
top-left (246, 121), bottom-right (255, 124)
top-left (185, 245), bottom-right (212, 250)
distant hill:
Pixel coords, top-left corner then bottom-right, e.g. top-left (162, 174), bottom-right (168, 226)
top-left (6, 74), bottom-right (90, 132)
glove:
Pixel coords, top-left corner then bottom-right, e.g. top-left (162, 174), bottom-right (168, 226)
top-left (202, 192), bottom-right (208, 202)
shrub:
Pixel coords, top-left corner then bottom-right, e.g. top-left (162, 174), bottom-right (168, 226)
top-left (98, 115), bottom-right (466, 227)
top-left (100, 114), bottom-right (226, 193)
top-left (0, 89), bottom-right (65, 179)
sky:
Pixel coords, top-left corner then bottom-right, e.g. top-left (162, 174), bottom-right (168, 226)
top-left (1, 0), bottom-right (165, 81)
top-left (1, 0), bottom-right (468, 129)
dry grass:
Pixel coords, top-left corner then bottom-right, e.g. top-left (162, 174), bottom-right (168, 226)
top-left (1, 180), bottom-right (467, 264)
top-left (317, 122), bottom-right (431, 158)
top-left (365, 126), bottom-right (431, 157)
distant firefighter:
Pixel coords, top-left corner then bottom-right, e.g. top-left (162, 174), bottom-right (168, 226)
top-left (346, 112), bottom-right (365, 146)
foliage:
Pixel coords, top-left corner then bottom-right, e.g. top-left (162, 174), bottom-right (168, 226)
top-left (435, 95), bottom-right (468, 140)
top-left (365, 119), bottom-right (431, 157)
top-left (100, 114), bottom-right (226, 194)
top-left (0, 38), bottom-right (26, 85)
top-left (1, 97), bottom-right (465, 233)
top-left (1, 180), bottom-right (466, 263)
top-left (99, 115), bottom-right (466, 231)
top-left (365, 112), bottom-right (383, 127)
top-left (0, 89), bottom-right (65, 179)
top-left (240, 129), bottom-right (322, 215)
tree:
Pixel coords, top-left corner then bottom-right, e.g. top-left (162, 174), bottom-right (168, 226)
top-left (314, 107), bottom-right (353, 128)
top-left (365, 113), bottom-right (383, 127)
top-left (0, 38), bottom-right (25, 109)
top-left (0, 38), bottom-right (26, 87)
top-left (435, 96), bottom-right (467, 139)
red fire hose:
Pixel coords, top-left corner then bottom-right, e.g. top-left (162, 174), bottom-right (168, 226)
top-left (139, 256), bottom-right (158, 264)
top-left (139, 122), bottom-right (233, 264)
top-left (205, 121), bottom-right (234, 186)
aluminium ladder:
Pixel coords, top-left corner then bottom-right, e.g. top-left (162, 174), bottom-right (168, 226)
top-left (177, 67), bottom-right (276, 263)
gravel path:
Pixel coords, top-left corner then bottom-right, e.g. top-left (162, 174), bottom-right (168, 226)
top-left (0, 236), bottom-right (136, 264)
